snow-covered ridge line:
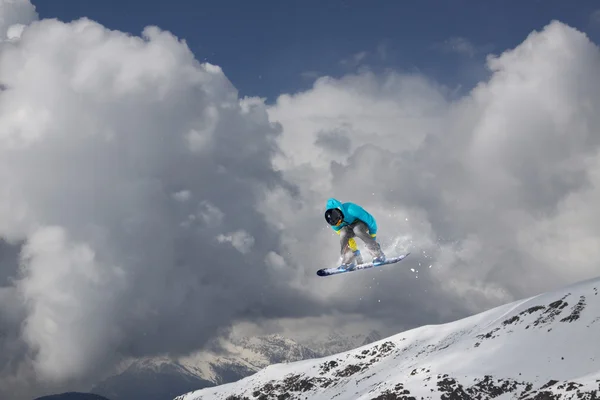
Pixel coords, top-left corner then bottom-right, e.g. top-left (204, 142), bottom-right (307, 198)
top-left (176, 276), bottom-right (600, 399)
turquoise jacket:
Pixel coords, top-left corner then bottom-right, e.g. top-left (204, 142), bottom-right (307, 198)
top-left (325, 198), bottom-right (378, 235)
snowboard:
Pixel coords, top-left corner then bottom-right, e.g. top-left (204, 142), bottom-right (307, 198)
top-left (316, 253), bottom-right (410, 277)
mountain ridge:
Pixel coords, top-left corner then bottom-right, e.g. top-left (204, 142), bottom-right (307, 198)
top-left (175, 275), bottom-right (600, 399)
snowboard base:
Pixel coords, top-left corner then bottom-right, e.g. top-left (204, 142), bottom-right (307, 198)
top-left (316, 253), bottom-right (410, 277)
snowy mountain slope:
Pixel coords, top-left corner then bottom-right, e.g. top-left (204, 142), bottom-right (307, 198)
top-left (176, 276), bottom-right (600, 399)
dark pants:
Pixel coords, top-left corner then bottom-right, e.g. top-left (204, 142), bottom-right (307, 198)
top-left (339, 221), bottom-right (384, 264)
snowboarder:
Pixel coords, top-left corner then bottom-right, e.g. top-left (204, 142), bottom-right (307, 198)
top-left (324, 198), bottom-right (386, 270)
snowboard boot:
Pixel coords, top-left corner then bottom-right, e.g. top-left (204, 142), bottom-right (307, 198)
top-left (353, 250), bottom-right (364, 265)
top-left (341, 260), bottom-right (357, 271)
top-left (372, 252), bottom-right (386, 266)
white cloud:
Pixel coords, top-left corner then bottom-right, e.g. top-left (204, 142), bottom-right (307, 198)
top-left (0, 0), bottom-right (36, 41)
top-left (6, 22), bottom-right (24, 40)
top-left (172, 190), bottom-right (192, 202)
top-left (15, 226), bottom-right (125, 382)
top-left (197, 200), bottom-right (224, 226)
top-left (0, 2), bottom-right (314, 396)
top-left (437, 36), bottom-right (476, 57)
top-left (217, 230), bottom-right (255, 254)
top-left (265, 251), bottom-right (286, 269)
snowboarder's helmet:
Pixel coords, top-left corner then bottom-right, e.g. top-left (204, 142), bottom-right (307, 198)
top-left (325, 208), bottom-right (344, 226)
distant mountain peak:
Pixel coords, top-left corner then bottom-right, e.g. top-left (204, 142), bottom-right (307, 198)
top-left (91, 331), bottom-right (336, 400)
top-left (361, 329), bottom-right (382, 346)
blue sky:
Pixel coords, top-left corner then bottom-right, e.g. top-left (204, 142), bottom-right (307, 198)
top-left (31, 0), bottom-right (600, 102)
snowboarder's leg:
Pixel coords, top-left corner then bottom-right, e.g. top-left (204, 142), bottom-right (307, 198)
top-left (339, 226), bottom-right (359, 267)
top-left (347, 238), bottom-right (363, 264)
top-left (352, 221), bottom-right (385, 262)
